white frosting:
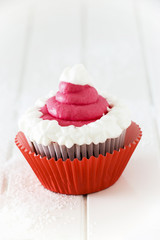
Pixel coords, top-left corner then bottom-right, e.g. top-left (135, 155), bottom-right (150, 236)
top-left (19, 91), bottom-right (131, 148)
top-left (59, 64), bottom-right (93, 86)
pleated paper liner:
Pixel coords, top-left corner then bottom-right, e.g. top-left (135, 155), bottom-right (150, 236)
top-left (28, 130), bottom-right (126, 161)
top-left (15, 121), bottom-right (142, 195)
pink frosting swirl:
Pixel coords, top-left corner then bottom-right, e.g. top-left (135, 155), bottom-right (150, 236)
top-left (41, 82), bottom-right (109, 127)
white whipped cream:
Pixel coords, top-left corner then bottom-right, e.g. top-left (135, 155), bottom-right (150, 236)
top-left (59, 64), bottom-right (93, 86)
top-left (19, 91), bottom-right (131, 148)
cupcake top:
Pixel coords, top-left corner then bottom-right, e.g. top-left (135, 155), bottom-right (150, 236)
top-left (40, 64), bottom-right (109, 127)
top-left (19, 64), bottom-right (131, 148)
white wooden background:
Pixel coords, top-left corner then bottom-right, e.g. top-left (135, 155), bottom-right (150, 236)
top-left (0, 0), bottom-right (160, 239)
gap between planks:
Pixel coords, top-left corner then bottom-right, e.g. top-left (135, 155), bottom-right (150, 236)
top-left (81, 1), bottom-right (89, 239)
top-left (0, 174), bottom-right (8, 195)
top-left (83, 195), bottom-right (88, 240)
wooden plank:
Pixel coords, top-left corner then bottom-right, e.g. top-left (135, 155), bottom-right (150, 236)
top-left (85, 0), bottom-right (150, 102)
top-left (135, 0), bottom-right (160, 137)
top-left (17, 0), bottom-right (83, 113)
top-left (86, 0), bottom-right (160, 239)
top-left (0, 2), bottom-right (29, 162)
top-left (9, 1), bottom-right (86, 240)
top-left (0, 160), bottom-right (85, 240)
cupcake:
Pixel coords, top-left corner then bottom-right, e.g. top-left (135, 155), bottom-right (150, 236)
top-left (15, 64), bottom-right (142, 195)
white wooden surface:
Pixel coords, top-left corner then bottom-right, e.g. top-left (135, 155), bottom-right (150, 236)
top-left (0, 0), bottom-right (160, 239)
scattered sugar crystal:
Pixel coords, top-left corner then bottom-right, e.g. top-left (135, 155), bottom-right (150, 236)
top-left (0, 159), bottom-right (82, 239)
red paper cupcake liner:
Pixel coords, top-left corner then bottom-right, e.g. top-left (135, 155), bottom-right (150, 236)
top-left (15, 121), bottom-right (142, 195)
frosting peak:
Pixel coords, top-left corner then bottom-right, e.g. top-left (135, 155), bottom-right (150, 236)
top-left (59, 64), bottom-right (93, 86)
top-left (40, 64), bottom-right (110, 127)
